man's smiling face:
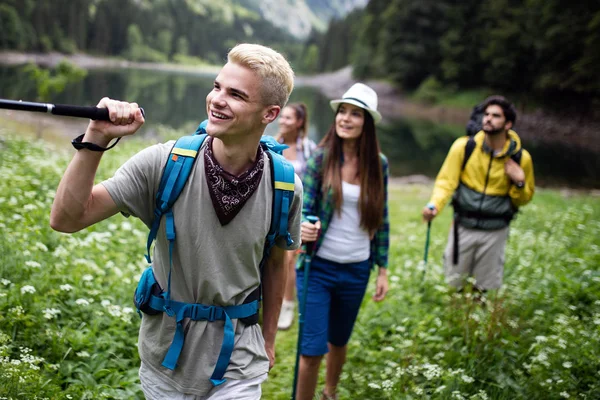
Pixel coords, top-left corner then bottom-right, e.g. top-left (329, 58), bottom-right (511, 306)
top-left (205, 62), bottom-right (268, 140)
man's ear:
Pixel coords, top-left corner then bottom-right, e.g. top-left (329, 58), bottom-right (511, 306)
top-left (504, 120), bottom-right (513, 131)
top-left (262, 105), bottom-right (281, 124)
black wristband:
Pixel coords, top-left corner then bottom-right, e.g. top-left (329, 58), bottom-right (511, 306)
top-left (72, 134), bottom-right (121, 152)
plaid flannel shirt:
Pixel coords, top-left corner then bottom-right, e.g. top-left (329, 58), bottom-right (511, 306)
top-left (299, 148), bottom-right (390, 269)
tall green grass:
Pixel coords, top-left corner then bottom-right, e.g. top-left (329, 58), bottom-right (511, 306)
top-left (1, 134), bottom-right (598, 399)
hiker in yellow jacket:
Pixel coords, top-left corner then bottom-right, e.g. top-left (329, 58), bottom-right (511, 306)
top-left (422, 95), bottom-right (534, 292)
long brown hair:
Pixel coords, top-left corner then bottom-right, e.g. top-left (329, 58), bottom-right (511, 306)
top-left (319, 108), bottom-right (384, 234)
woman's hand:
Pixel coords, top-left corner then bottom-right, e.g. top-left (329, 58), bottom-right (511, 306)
top-left (300, 219), bottom-right (321, 243)
top-left (372, 267), bottom-right (388, 302)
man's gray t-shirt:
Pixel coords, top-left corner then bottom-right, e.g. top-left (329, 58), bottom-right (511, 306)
top-left (102, 140), bottom-right (302, 396)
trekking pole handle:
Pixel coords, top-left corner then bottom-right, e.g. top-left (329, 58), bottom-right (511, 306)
top-left (426, 203), bottom-right (436, 225)
top-left (52, 103), bottom-right (146, 121)
top-left (0, 99), bottom-right (145, 121)
top-left (306, 215), bottom-right (319, 224)
top-left (305, 216), bottom-right (319, 255)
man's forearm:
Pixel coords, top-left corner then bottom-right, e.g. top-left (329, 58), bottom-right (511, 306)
top-left (261, 247), bottom-right (287, 348)
top-left (51, 148), bottom-right (102, 224)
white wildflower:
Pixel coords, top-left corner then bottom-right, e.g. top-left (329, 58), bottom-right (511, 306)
top-left (107, 305), bottom-right (122, 317)
top-left (75, 298), bottom-right (90, 306)
top-left (59, 284), bottom-right (73, 291)
top-left (461, 374), bottom-right (474, 383)
top-left (101, 300), bottom-right (111, 307)
top-left (422, 363), bottom-right (442, 380)
top-left (9, 306), bottom-right (24, 315)
top-left (434, 285), bottom-right (449, 293)
top-left (1, 279), bottom-right (10, 286)
top-left (34, 242), bottom-right (48, 252)
top-left (76, 351), bottom-right (90, 358)
top-left (451, 391), bottom-right (466, 400)
top-left (82, 274), bottom-right (94, 282)
top-left (507, 319), bottom-right (519, 329)
top-left (25, 261), bottom-right (41, 268)
top-left (381, 380), bottom-right (393, 389)
top-left (435, 385), bottom-right (446, 393)
top-left (43, 308), bottom-right (61, 320)
top-left (562, 362), bottom-right (572, 369)
top-left (475, 390), bottom-right (489, 400)
top-left (20, 285), bottom-right (36, 294)
top-left (368, 382), bottom-right (381, 389)
top-left (559, 392), bottom-right (570, 398)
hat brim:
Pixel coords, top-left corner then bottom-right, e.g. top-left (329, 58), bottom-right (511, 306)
top-left (330, 99), bottom-right (382, 124)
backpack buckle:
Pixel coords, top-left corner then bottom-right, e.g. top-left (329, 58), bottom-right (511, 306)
top-left (163, 305), bottom-right (175, 317)
top-left (207, 306), bottom-right (217, 322)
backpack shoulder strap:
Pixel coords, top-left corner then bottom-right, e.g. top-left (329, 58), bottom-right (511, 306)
top-left (145, 133), bottom-right (208, 262)
top-left (511, 148), bottom-right (523, 165)
top-left (260, 136), bottom-right (295, 262)
top-left (462, 136), bottom-right (476, 171)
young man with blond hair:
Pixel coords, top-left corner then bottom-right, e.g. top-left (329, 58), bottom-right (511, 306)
top-left (51, 43), bottom-right (302, 399)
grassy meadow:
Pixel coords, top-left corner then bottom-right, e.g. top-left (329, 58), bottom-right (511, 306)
top-left (0, 134), bottom-right (599, 399)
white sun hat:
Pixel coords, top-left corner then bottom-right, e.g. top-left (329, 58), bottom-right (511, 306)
top-left (329, 82), bottom-right (382, 124)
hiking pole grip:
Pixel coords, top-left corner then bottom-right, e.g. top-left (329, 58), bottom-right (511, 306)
top-left (423, 204), bottom-right (435, 264)
top-left (0, 99), bottom-right (145, 121)
top-left (304, 215), bottom-right (320, 256)
top-left (52, 104), bottom-right (146, 121)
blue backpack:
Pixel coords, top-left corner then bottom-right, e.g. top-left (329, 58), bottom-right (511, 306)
top-left (133, 120), bottom-right (296, 386)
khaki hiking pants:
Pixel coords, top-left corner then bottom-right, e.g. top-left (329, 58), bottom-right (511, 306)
top-left (443, 223), bottom-right (509, 290)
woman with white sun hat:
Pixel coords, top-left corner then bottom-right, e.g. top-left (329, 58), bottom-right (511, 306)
top-left (294, 82), bottom-right (390, 400)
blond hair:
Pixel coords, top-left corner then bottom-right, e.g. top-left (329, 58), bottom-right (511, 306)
top-left (227, 43), bottom-right (294, 108)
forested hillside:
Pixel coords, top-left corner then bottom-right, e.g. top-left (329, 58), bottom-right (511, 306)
top-left (303, 0), bottom-right (600, 113)
top-left (0, 0), bottom-right (367, 67)
top-left (0, 0), bottom-right (301, 65)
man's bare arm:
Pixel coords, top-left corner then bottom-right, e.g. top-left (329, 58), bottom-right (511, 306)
top-left (50, 98), bottom-right (144, 233)
top-left (261, 245), bottom-right (287, 369)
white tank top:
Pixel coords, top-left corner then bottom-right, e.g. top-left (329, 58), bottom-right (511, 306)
top-left (316, 181), bottom-right (370, 263)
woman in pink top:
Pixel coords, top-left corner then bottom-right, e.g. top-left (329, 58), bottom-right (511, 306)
top-left (275, 102), bottom-right (317, 330)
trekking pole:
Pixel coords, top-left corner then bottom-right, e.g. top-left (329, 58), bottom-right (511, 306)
top-left (291, 215), bottom-right (319, 400)
top-left (0, 98), bottom-right (144, 120)
top-left (421, 205), bottom-right (435, 285)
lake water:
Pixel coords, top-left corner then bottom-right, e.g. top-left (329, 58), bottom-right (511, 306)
top-left (0, 66), bottom-right (597, 188)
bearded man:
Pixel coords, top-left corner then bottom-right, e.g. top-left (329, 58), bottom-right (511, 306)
top-left (422, 95), bottom-right (535, 292)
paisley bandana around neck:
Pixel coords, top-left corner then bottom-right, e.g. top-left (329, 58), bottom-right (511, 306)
top-left (204, 137), bottom-right (264, 226)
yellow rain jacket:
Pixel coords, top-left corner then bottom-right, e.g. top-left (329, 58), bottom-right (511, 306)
top-left (429, 130), bottom-right (535, 230)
